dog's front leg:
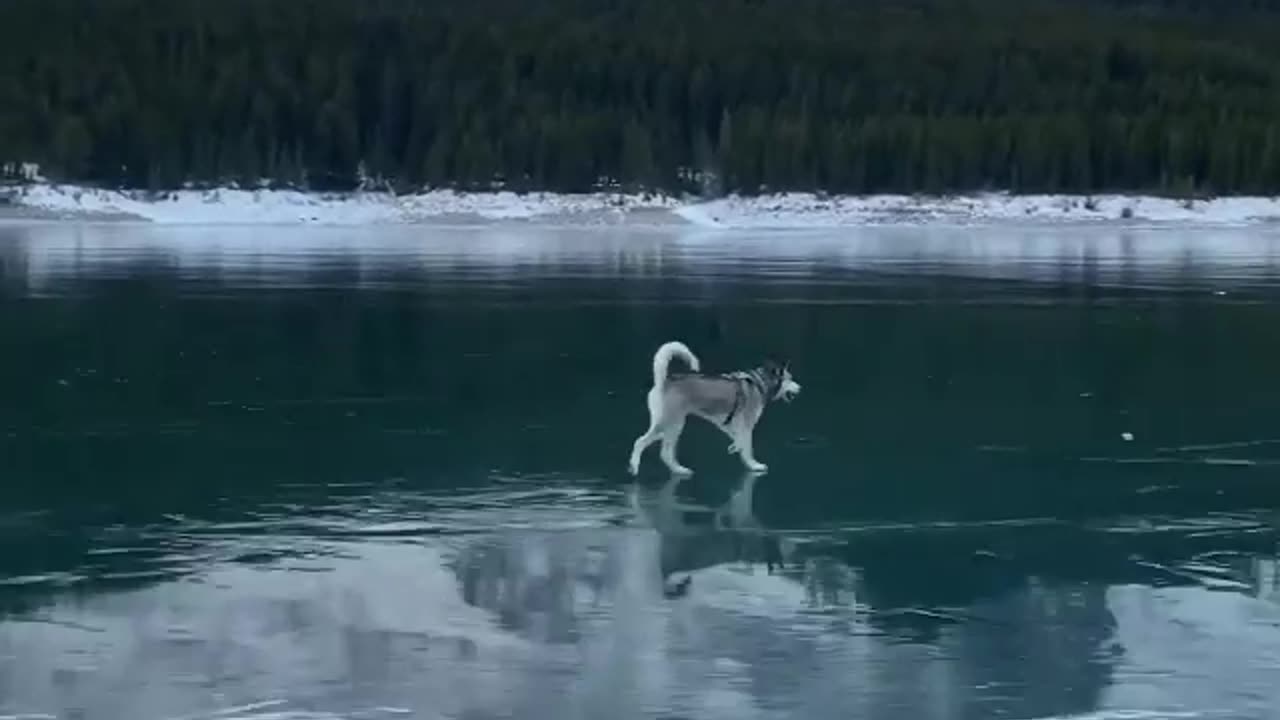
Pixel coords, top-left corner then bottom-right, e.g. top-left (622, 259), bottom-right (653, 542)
top-left (731, 424), bottom-right (768, 473)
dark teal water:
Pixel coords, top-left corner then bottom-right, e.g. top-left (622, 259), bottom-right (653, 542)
top-left (2, 222), bottom-right (1280, 720)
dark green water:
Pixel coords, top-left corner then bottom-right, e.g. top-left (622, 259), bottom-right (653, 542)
top-left (2, 222), bottom-right (1280, 720)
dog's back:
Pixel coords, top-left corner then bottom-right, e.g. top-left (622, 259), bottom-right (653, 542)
top-left (662, 373), bottom-right (740, 419)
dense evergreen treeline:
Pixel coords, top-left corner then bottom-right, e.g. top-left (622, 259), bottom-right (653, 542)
top-left (4, 0), bottom-right (1280, 195)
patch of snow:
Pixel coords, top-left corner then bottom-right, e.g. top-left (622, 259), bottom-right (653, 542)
top-left (11, 184), bottom-right (681, 225)
top-left (680, 192), bottom-right (1280, 228)
top-left (672, 202), bottom-right (729, 228)
top-left (2, 161), bottom-right (44, 182)
top-left (11, 184), bottom-right (1280, 227)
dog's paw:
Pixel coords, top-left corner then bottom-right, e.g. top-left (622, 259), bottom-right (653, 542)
top-left (745, 461), bottom-right (768, 473)
top-left (669, 464), bottom-right (695, 476)
top-left (627, 460), bottom-right (640, 476)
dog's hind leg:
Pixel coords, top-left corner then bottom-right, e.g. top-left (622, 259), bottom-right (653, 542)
top-left (628, 389), bottom-right (666, 475)
top-left (659, 417), bottom-right (693, 476)
top-left (629, 424), bottom-right (661, 476)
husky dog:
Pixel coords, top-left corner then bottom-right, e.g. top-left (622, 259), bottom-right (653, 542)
top-left (627, 341), bottom-right (801, 476)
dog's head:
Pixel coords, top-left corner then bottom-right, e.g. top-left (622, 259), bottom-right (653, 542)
top-left (763, 359), bottom-right (801, 403)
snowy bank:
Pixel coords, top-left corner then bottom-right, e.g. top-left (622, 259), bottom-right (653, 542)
top-left (8, 183), bottom-right (1280, 228)
top-left (675, 192), bottom-right (1280, 228)
top-left (7, 184), bottom-right (681, 225)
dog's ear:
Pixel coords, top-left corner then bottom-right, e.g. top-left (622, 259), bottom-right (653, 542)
top-left (766, 356), bottom-right (792, 377)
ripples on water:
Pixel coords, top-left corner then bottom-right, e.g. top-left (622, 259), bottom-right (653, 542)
top-left (1, 221), bottom-right (1280, 720)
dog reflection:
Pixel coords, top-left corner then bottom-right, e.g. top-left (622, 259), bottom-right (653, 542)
top-left (630, 470), bottom-right (788, 598)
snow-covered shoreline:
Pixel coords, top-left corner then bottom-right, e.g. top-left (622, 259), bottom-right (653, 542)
top-left (6, 183), bottom-right (1280, 228)
top-left (677, 193), bottom-right (1280, 229)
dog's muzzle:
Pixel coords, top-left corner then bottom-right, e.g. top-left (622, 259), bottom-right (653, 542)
top-left (779, 381), bottom-right (801, 402)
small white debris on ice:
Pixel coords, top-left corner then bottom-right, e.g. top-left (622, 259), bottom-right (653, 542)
top-left (1121, 432), bottom-right (1134, 441)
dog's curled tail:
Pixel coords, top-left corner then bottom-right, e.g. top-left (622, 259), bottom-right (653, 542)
top-left (652, 341), bottom-right (700, 389)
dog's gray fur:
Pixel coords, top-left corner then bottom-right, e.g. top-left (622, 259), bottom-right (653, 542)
top-left (627, 341), bottom-right (801, 475)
